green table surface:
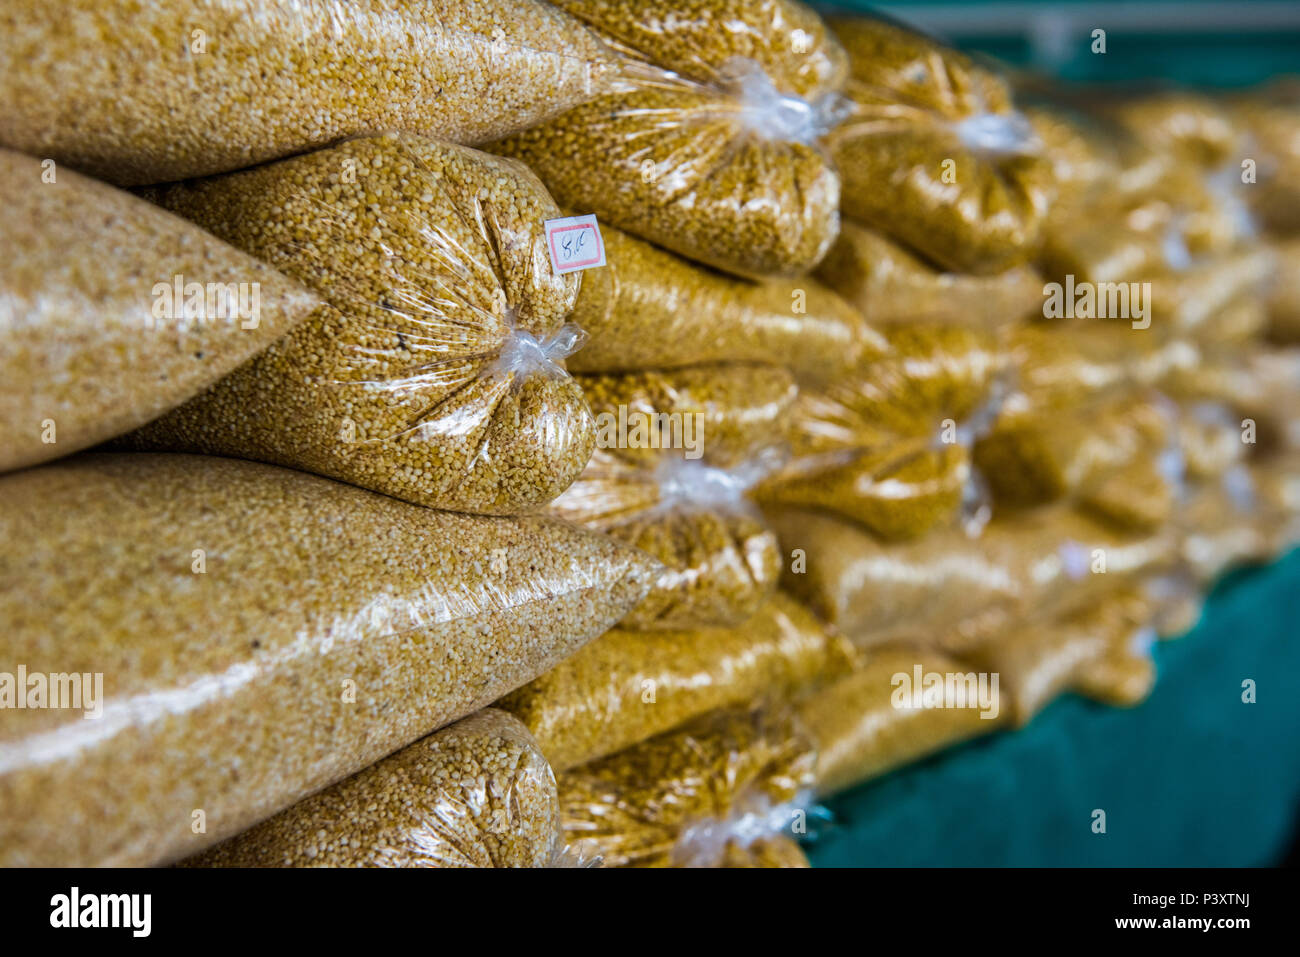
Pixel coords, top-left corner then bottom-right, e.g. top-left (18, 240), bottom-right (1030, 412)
top-left (805, 548), bottom-right (1300, 866)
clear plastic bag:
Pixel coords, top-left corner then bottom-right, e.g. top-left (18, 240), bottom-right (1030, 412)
top-left (1033, 108), bottom-right (1259, 313)
top-left (558, 708), bottom-right (816, 868)
top-left (1251, 451), bottom-right (1300, 558)
top-left (962, 587), bottom-right (1157, 726)
top-left (1177, 468), bottom-right (1274, 585)
top-left (0, 453), bottom-right (658, 867)
top-left (815, 221), bottom-right (1044, 330)
top-left (554, 366), bottom-right (797, 629)
top-left (826, 16), bottom-right (1055, 274)
top-left (1104, 91), bottom-right (1243, 170)
top-left (1161, 345), bottom-right (1300, 450)
top-left (494, 0), bottom-right (850, 279)
top-left (576, 363), bottom-right (798, 470)
top-left (549, 449), bottom-right (783, 629)
top-left (121, 134), bottom-right (595, 516)
top-left (183, 710), bottom-right (565, 868)
top-left (768, 503), bottom-right (1178, 651)
top-left (0, 148), bottom-right (319, 474)
top-left (755, 438), bottom-right (983, 540)
top-left (498, 592), bottom-right (855, 772)
top-left (974, 391), bottom-right (1180, 530)
top-left (564, 220), bottom-right (881, 384)
top-left (1001, 323), bottom-right (1197, 418)
top-left (1230, 80), bottom-right (1300, 235)
top-left (795, 645), bottom-right (1003, 796)
top-left (0, 0), bottom-right (615, 186)
top-left (754, 326), bottom-right (1009, 538)
top-left (786, 326), bottom-right (1011, 456)
top-left (1265, 239), bottom-right (1300, 342)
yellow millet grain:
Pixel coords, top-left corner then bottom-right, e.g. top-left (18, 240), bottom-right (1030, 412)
top-left (576, 363), bottom-right (798, 470)
top-left (974, 392), bottom-right (1175, 529)
top-left (826, 16), bottom-right (1056, 274)
top-left (1000, 324), bottom-right (1195, 423)
top-left (0, 148), bottom-right (319, 474)
top-left (549, 445), bottom-right (786, 631)
top-left (183, 710), bottom-right (562, 868)
top-left (0, 0), bottom-right (615, 186)
top-left (121, 135), bottom-right (594, 515)
top-left (1160, 345), bottom-right (1300, 450)
top-left (795, 645), bottom-right (1004, 796)
top-left (1177, 476), bottom-right (1275, 585)
top-left (498, 593), bottom-right (854, 771)
top-left (1230, 80), bottom-right (1300, 234)
top-left (786, 325), bottom-right (1009, 457)
top-left (606, 506), bottom-right (783, 630)
top-left (816, 221), bottom-right (1045, 329)
top-left (565, 221), bottom-right (882, 383)
top-left (1266, 240), bottom-right (1300, 343)
top-left (766, 504), bottom-right (1178, 650)
top-left (0, 453), bottom-right (658, 867)
top-left (494, 0), bottom-right (849, 279)
top-left (962, 587), bottom-right (1155, 726)
top-left (1103, 91), bottom-right (1244, 172)
top-left (1023, 104), bottom-right (1121, 194)
top-left (754, 439), bottom-right (974, 540)
top-left (1176, 403), bottom-right (1247, 481)
top-left (1250, 452), bottom-right (1300, 558)
top-left (558, 708), bottom-right (816, 868)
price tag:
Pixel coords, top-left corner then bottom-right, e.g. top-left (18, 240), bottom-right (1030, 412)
top-left (544, 214), bottom-right (605, 274)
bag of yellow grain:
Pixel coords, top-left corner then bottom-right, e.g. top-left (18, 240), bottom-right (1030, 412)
top-left (961, 587), bottom-right (1158, 727)
top-left (1264, 239), bottom-right (1300, 343)
top-left (795, 646), bottom-right (1005, 796)
top-left (1002, 322), bottom-right (1196, 415)
top-left (752, 326), bottom-right (1011, 538)
top-left (550, 364), bottom-right (798, 629)
top-left (120, 134), bottom-right (595, 515)
top-left (0, 0), bottom-right (615, 186)
top-left (767, 503), bottom-right (1178, 651)
top-left (815, 221), bottom-right (1045, 330)
top-left (498, 592), bottom-right (856, 771)
top-left (825, 15), bottom-right (1056, 275)
top-left (183, 710), bottom-right (567, 868)
top-left (564, 220), bottom-right (881, 384)
top-left (1161, 345), bottom-right (1300, 451)
top-left (0, 149), bottom-right (319, 474)
top-left (0, 453), bottom-right (658, 867)
top-left (1229, 79), bottom-right (1300, 236)
top-left (1030, 95), bottom-right (1271, 341)
top-left (1251, 451), bottom-right (1300, 558)
top-left (1177, 466), bottom-right (1275, 585)
top-left (974, 390), bottom-right (1183, 531)
top-left (494, 0), bottom-right (851, 279)
top-left (558, 708), bottom-right (816, 868)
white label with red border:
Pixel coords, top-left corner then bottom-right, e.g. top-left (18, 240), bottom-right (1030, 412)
top-left (545, 214), bottom-right (605, 274)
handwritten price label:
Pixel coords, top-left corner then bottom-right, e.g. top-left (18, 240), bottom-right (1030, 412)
top-left (544, 214), bottom-right (606, 274)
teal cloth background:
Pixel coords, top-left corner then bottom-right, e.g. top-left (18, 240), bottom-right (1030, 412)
top-left (804, 549), bottom-right (1300, 866)
top-left (816, 1), bottom-right (1300, 87)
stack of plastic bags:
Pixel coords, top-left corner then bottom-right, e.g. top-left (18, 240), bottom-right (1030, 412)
top-left (2, 0), bottom-right (1298, 870)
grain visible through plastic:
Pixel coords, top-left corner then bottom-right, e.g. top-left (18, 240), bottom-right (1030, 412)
top-left (0, 0), bottom-right (615, 186)
top-left (0, 149), bottom-right (319, 473)
top-left (565, 221), bottom-right (880, 382)
top-left (184, 710), bottom-right (563, 868)
top-left (499, 593), bottom-right (852, 770)
top-left (495, 0), bottom-right (851, 279)
top-left (123, 135), bottom-right (594, 515)
top-left (0, 454), bottom-right (657, 867)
